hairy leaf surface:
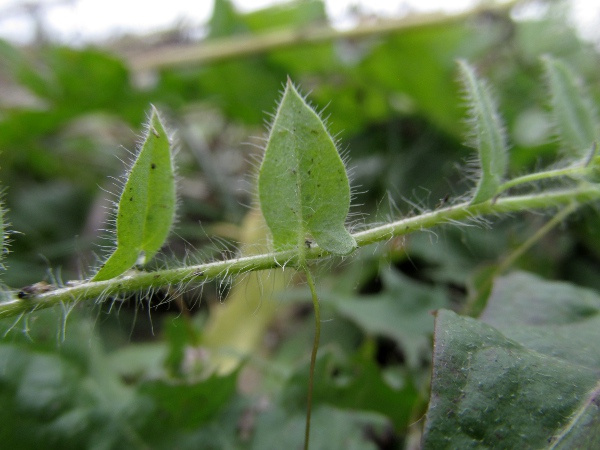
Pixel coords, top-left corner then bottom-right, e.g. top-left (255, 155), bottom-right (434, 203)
top-left (459, 61), bottom-right (508, 204)
top-left (93, 107), bottom-right (175, 281)
top-left (544, 56), bottom-right (599, 158)
top-left (258, 79), bottom-right (356, 256)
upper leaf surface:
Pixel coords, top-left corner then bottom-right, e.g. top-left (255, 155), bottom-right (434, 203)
top-left (422, 273), bottom-right (600, 449)
top-left (258, 80), bottom-right (356, 256)
top-left (458, 61), bottom-right (508, 204)
top-left (93, 107), bottom-right (175, 281)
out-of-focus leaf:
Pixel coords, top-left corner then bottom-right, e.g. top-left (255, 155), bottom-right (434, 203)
top-left (328, 267), bottom-right (447, 368)
top-left (252, 405), bottom-right (387, 450)
top-left (422, 273), bottom-right (600, 449)
top-left (197, 59), bottom-right (283, 125)
top-left (137, 371), bottom-right (238, 431)
top-left (93, 107), bottom-right (175, 281)
top-left (201, 209), bottom-right (294, 374)
top-left (357, 21), bottom-right (482, 135)
top-left (258, 80), bottom-right (355, 255)
top-left (281, 346), bottom-right (418, 430)
top-left (208, 0), bottom-right (248, 38)
top-left (0, 309), bottom-right (139, 450)
top-left (543, 56), bottom-right (599, 158)
top-left (244, 0), bottom-right (326, 33)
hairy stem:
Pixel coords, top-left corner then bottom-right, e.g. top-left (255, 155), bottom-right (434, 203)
top-left (497, 165), bottom-right (590, 193)
top-left (303, 267), bottom-right (320, 450)
top-left (1, 185), bottom-right (599, 319)
top-left (463, 203), bottom-right (579, 316)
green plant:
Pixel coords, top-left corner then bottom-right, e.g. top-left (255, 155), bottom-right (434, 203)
top-left (1, 43), bottom-right (600, 450)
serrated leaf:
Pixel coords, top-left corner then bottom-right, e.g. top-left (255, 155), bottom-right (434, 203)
top-left (93, 107), bottom-right (175, 281)
top-left (258, 79), bottom-right (356, 256)
top-left (543, 56), bottom-right (599, 158)
top-left (458, 61), bottom-right (508, 204)
top-left (422, 273), bottom-right (600, 449)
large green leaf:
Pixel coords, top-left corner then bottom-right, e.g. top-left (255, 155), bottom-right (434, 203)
top-left (93, 107), bottom-right (175, 281)
top-left (480, 272), bottom-right (600, 370)
top-left (422, 273), bottom-right (600, 449)
top-left (258, 80), bottom-right (356, 256)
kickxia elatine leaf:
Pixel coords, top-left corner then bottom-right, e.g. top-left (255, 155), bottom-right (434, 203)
top-left (93, 107), bottom-right (175, 281)
top-left (258, 79), bottom-right (356, 257)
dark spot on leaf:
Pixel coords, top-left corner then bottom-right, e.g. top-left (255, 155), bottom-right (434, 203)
top-left (130, 197), bottom-right (133, 201)
top-left (151, 163), bottom-right (156, 169)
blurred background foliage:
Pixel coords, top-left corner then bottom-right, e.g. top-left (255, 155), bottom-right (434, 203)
top-left (1, 0), bottom-right (600, 448)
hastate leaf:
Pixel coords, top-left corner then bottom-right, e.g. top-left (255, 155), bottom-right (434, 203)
top-left (258, 79), bottom-right (356, 256)
top-left (93, 107), bottom-right (175, 281)
top-left (458, 61), bottom-right (508, 205)
top-left (543, 56), bottom-right (599, 158)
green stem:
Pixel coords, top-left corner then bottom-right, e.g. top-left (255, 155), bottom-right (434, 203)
top-left (303, 266), bottom-right (320, 450)
top-left (495, 203), bottom-right (578, 275)
top-left (462, 203), bottom-right (579, 316)
top-left (1, 185), bottom-right (599, 319)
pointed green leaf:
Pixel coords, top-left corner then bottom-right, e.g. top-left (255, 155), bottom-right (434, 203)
top-left (258, 79), bottom-right (356, 256)
top-left (543, 56), bottom-right (599, 158)
top-left (93, 107), bottom-right (175, 281)
top-left (458, 61), bottom-right (508, 204)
